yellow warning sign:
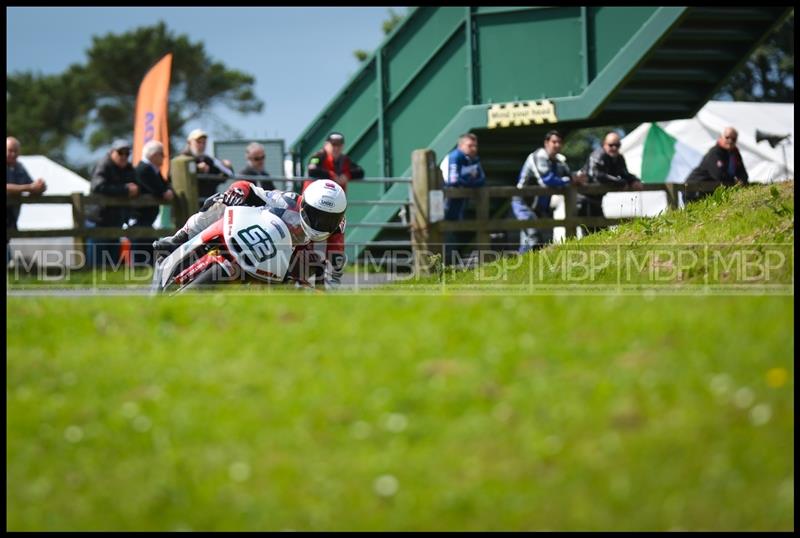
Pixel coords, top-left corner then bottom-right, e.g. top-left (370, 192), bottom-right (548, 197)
top-left (487, 100), bottom-right (558, 129)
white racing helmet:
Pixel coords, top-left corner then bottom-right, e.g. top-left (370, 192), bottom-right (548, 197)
top-left (300, 180), bottom-right (347, 242)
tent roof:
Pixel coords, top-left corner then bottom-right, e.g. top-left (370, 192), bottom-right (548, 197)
top-left (15, 156), bottom-right (90, 231)
top-left (17, 155), bottom-right (90, 195)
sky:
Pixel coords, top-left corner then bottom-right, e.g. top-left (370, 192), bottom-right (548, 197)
top-left (6, 6), bottom-right (406, 165)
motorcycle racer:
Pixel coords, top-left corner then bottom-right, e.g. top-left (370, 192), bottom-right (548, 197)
top-left (154, 179), bottom-right (347, 288)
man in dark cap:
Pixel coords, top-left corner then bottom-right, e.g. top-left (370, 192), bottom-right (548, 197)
top-left (304, 132), bottom-right (364, 193)
top-left (303, 132), bottom-right (364, 288)
top-left (86, 138), bottom-right (139, 267)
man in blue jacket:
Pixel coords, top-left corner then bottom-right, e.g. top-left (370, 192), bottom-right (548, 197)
top-left (443, 132), bottom-right (485, 262)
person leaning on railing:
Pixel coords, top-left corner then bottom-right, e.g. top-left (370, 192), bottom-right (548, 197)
top-left (580, 131), bottom-right (643, 233)
top-left (238, 142), bottom-right (275, 191)
top-left (132, 140), bottom-right (175, 264)
top-left (180, 129), bottom-right (234, 198)
top-left (85, 139), bottom-right (138, 267)
top-left (304, 132), bottom-right (364, 192)
top-left (684, 127), bottom-right (748, 203)
top-left (7, 136), bottom-right (47, 264)
top-left (512, 130), bottom-right (586, 253)
top-left (442, 132), bottom-right (486, 262)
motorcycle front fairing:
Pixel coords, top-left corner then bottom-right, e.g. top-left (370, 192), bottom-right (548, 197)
top-left (221, 206), bottom-right (294, 283)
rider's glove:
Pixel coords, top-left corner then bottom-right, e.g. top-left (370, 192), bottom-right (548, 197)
top-left (325, 252), bottom-right (346, 290)
top-left (222, 187), bottom-right (247, 206)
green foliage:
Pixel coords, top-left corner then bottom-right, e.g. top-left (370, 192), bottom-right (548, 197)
top-left (7, 21), bottom-right (263, 163)
top-left (767, 185), bottom-right (793, 217)
top-left (381, 8), bottom-right (404, 35)
top-left (354, 8), bottom-right (406, 62)
top-left (716, 11), bottom-right (794, 102)
top-left (6, 68), bottom-right (92, 162)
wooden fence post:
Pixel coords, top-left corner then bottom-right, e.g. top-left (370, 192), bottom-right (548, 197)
top-left (475, 188), bottom-right (490, 249)
top-left (410, 149), bottom-right (443, 274)
top-left (70, 192), bottom-right (86, 263)
top-left (169, 155), bottom-right (198, 226)
top-left (564, 184), bottom-right (578, 239)
top-left (665, 183), bottom-right (680, 210)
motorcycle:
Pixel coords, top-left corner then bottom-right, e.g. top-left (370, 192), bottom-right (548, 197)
top-left (151, 205), bottom-right (302, 294)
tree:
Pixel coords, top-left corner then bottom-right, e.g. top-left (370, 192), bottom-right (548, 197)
top-left (6, 68), bottom-right (92, 163)
top-left (7, 21), bottom-right (263, 166)
top-left (715, 11), bottom-right (794, 102)
top-left (354, 8), bottom-right (405, 62)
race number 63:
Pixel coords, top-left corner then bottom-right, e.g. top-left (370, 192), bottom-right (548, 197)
top-left (237, 225), bottom-right (277, 262)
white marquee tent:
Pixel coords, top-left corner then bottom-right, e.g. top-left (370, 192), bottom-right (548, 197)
top-left (603, 100), bottom-right (794, 219)
top-left (548, 101), bottom-right (794, 242)
top-left (9, 156), bottom-right (90, 267)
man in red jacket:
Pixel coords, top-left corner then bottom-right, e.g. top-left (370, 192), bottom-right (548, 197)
top-left (303, 132), bottom-right (364, 285)
top-left (304, 132), bottom-right (364, 192)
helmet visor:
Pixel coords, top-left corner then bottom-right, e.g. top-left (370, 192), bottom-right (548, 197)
top-left (301, 204), bottom-right (344, 234)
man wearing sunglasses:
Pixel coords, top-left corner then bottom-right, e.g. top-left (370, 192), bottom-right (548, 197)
top-left (239, 142), bottom-right (275, 191)
top-left (580, 131), bottom-right (643, 232)
top-left (583, 132), bottom-right (643, 191)
top-left (86, 139), bottom-right (139, 266)
top-left (684, 127), bottom-right (748, 202)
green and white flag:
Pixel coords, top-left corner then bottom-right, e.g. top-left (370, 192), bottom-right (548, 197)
top-left (640, 123), bottom-right (703, 183)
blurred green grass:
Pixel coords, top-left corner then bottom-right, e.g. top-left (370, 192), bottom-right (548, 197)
top-left (6, 182), bottom-right (794, 530)
top-left (6, 294), bottom-right (794, 530)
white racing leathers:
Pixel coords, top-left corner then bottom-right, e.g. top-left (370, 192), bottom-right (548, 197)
top-left (179, 181), bottom-right (345, 288)
top-left (511, 148), bottom-right (573, 251)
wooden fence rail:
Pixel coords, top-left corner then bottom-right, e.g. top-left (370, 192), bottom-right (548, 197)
top-left (7, 151), bottom-right (728, 265)
top-left (7, 193), bottom-right (179, 240)
top-left (409, 149), bottom-right (727, 269)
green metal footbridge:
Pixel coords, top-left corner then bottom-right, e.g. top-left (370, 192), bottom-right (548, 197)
top-left (290, 6), bottom-right (792, 258)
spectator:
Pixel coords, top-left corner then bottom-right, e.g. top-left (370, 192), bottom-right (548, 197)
top-left (180, 129), bottom-right (234, 198)
top-left (132, 140), bottom-right (175, 264)
top-left (304, 132), bottom-right (364, 192)
top-left (239, 142), bottom-right (275, 191)
top-left (7, 136), bottom-right (47, 263)
top-left (684, 127), bottom-right (748, 202)
top-left (303, 132), bottom-right (364, 283)
top-left (441, 133), bottom-right (486, 261)
top-left (580, 131), bottom-right (643, 233)
top-left (511, 130), bottom-right (586, 253)
top-left (86, 139), bottom-right (138, 267)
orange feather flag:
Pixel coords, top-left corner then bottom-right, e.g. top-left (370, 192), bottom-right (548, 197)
top-left (133, 53), bottom-right (172, 179)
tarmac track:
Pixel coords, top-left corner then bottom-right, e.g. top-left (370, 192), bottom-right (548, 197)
top-left (7, 272), bottom-right (403, 297)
